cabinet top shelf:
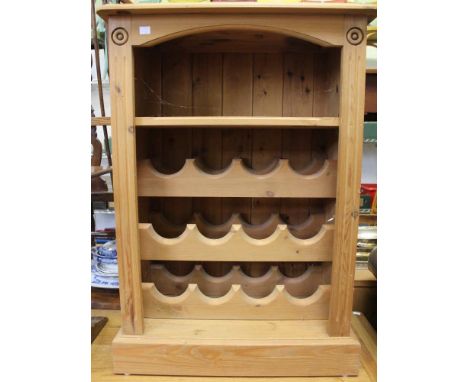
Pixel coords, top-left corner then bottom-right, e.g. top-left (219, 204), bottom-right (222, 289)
top-left (134, 116), bottom-right (339, 128)
top-left (97, 3), bottom-right (377, 21)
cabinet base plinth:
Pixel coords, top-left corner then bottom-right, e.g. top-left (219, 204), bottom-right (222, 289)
top-left (112, 318), bottom-right (361, 376)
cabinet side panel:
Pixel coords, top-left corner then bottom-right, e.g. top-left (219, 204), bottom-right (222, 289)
top-left (328, 16), bottom-right (367, 337)
top-left (108, 16), bottom-right (144, 335)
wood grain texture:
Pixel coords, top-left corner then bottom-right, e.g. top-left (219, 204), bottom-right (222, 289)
top-left (283, 52), bottom-right (314, 117)
top-left (97, 2), bottom-right (377, 19)
top-left (141, 282), bottom-right (330, 320)
top-left (92, 116), bottom-right (111, 126)
top-left (112, 317), bottom-right (360, 376)
top-left (328, 15), bottom-right (368, 337)
top-left (160, 53), bottom-right (193, 263)
top-left (223, 53), bottom-right (253, 116)
top-left (148, 263), bottom-right (330, 298)
top-left (134, 116), bottom-right (339, 127)
top-left (104, 5), bottom-right (375, 376)
top-left (150, 212), bottom-right (325, 240)
top-left (134, 48), bottom-right (162, 117)
top-left (108, 17), bottom-right (144, 335)
top-left (249, 53), bottom-right (283, 277)
top-left (221, 54), bottom-right (253, 228)
top-left (93, 309), bottom-right (375, 380)
top-left (137, 158), bottom-right (338, 198)
top-left (139, 223), bottom-right (334, 262)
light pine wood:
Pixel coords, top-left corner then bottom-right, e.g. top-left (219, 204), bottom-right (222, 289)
top-left (194, 213), bottom-right (280, 239)
top-left (191, 53), bottom-right (225, 276)
top-left (141, 282), bottom-right (330, 320)
top-left (134, 48), bottom-right (162, 117)
top-left (123, 14), bottom-right (347, 49)
top-left (156, 29), bottom-right (322, 54)
top-left (313, 49), bottom-right (341, 117)
top-left (149, 263), bottom-right (330, 298)
top-left (150, 211), bottom-right (325, 239)
top-left (281, 53), bottom-right (316, 277)
top-left (103, 3), bottom-right (376, 377)
top-left (328, 15), bottom-right (368, 337)
top-left (139, 223), bottom-right (334, 262)
top-left (92, 116), bottom-right (111, 126)
top-left (108, 16), bottom-right (143, 335)
top-left (97, 2), bottom-right (377, 19)
top-left (111, 317), bottom-right (360, 377)
top-left (93, 309), bottom-right (375, 381)
top-left (250, 54), bottom-right (283, 277)
top-left (223, 53), bottom-right (253, 115)
top-left (138, 158), bottom-right (337, 198)
top-left (134, 116), bottom-right (339, 127)
top-left (159, 52), bottom-right (193, 277)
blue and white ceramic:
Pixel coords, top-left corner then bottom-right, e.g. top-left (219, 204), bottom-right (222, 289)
top-left (91, 241), bottom-right (119, 289)
top-left (96, 240), bottom-right (117, 258)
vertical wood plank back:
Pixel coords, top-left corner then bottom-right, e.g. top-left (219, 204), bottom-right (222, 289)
top-left (281, 52), bottom-right (313, 277)
top-left (283, 53), bottom-right (314, 117)
top-left (192, 53), bottom-right (225, 275)
top-left (192, 53), bottom-right (223, 224)
top-left (222, 54), bottom-right (253, 224)
top-left (161, 53), bottom-right (193, 275)
top-left (219, 55), bottom-right (250, 275)
top-left (313, 49), bottom-right (340, 117)
top-left (251, 53), bottom-right (283, 223)
top-left (108, 17), bottom-right (144, 335)
top-left (328, 15), bottom-right (368, 337)
top-left (223, 53), bottom-right (253, 116)
top-left (253, 53), bottom-right (283, 117)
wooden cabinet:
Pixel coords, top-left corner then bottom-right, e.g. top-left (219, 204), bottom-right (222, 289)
top-left (98, 2), bottom-right (376, 377)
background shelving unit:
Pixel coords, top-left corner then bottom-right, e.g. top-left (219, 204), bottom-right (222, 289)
top-left (99, 2), bottom-right (376, 377)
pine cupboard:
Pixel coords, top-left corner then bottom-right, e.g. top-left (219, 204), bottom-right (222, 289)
top-left (98, 2), bottom-right (376, 377)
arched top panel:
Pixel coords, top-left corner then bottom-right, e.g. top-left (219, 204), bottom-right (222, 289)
top-left (140, 25), bottom-right (336, 49)
top-left (126, 13), bottom-right (347, 48)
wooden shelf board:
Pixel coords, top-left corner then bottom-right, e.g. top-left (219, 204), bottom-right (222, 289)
top-left (139, 222), bottom-right (334, 262)
top-left (137, 158), bottom-right (337, 198)
top-left (112, 318), bottom-right (361, 376)
top-left (98, 3), bottom-right (377, 20)
top-left (92, 117), bottom-right (111, 126)
top-left (134, 116), bottom-right (340, 128)
top-left (141, 282), bottom-right (330, 320)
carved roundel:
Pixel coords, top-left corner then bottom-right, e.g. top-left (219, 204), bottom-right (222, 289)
top-left (111, 27), bottom-right (129, 46)
top-left (346, 27), bottom-right (364, 45)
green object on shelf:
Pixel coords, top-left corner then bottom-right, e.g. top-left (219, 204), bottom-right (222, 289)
top-left (364, 122), bottom-right (377, 143)
top-left (360, 194), bottom-right (372, 211)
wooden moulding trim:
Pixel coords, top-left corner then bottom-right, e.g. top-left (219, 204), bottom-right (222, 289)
top-left (149, 264), bottom-right (330, 299)
top-left (152, 212), bottom-right (326, 240)
top-left (134, 116), bottom-right (340, 128)
top-left (141, 282), bottom-right (330, 319)
top-left (97, 3), bottom-right (377, 19)
top-left (138, 222), bottom-right (334, 262)
top-left (137, 158), bottom-right (337, 197)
